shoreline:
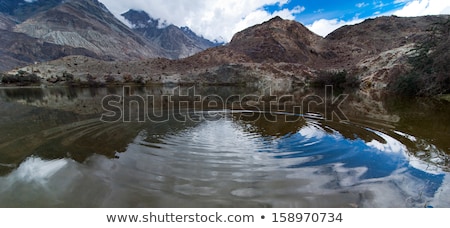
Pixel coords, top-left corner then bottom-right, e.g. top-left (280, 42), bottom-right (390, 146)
top-left (1, 82), bottom-right (449, 102)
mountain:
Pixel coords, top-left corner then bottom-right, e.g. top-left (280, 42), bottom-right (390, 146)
top-left (3, 15), bottom-right (449, 96)
top-left (0, 1), bottom-right (107, 72)
top-left (324, 15), bottom-right (448, 68)
top-left (2, 17), bottom-right (334, 85)
top-left (121, 9), bottom-right (218, 59)
top-left (227, 16), bottom-right (326, 64)
top-left (13, 0), bottom-right (165, 60)
top-left (0, 0), bottom-right (103, 72)
top-left (0, 29), bottom-right (101, 72)
top-left (0, 0), bottom-right (63, 22)
top-left (323, 15), bottom-right (449, 96)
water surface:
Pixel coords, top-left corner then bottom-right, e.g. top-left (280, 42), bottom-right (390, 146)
top-left (0, 86), bottom-right (449, 207)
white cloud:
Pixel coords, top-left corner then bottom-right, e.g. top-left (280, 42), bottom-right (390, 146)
top-left (98, 0), bottom-right (304, 42)
top-left (233, 6), bottom-right (305, 38)
top-left (394, 0), bottom-right (412, 4)
top-left (314, 8), bottom-right (324, 13)
top-left (306, 18), bottom-right (364, 37)
top-left (373, 1), bottom-right (386, 8)
top-left (308, 0), bottom-right (450, 38)
top-left (393, 0), bottom-right (450, 16)
top-left (97, 0), bottom-right (450, 43)
top-left (356, 2), bottom-right (369, 8)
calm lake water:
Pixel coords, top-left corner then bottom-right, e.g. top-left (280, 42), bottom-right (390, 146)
top-left (0, 86), bottom-right (449, 207)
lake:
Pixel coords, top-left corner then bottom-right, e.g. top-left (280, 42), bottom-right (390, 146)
top-left (0, 85), bottom-right (449, 207)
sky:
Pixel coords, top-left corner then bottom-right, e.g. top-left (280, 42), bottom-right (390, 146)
top-left (98, 0), bottom-right (450, 42)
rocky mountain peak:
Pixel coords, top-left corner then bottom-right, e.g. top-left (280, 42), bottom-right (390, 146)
top-left (231, 16), bottom-right (320, 44)
top-left (121, 9), bottom-right (159, 28)
top-left (121, 9), bottom-right (218, 59)
top-left (228, 16), bottom-right (325, 64)
top-left (269, 15), bottom-right (283, 22)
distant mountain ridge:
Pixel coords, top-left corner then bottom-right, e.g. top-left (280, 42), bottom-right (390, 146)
top-left (13, 0), bottom-right (164, 60)
top-left (121, 9), bottom-right (218, 59)
top-left (0, 0), bottom-right (218, 71)
top-left (0, 0), bottom-right (113, 71)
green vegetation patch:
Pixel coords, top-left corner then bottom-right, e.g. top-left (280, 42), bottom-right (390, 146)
top-left (310, 70), bottom-right (360, 89)
top-left (1, 70), bottom-right (41, 86)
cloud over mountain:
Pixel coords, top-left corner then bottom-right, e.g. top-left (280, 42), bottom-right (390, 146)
top-left (98, 0), bottom-right (304, 42)
top-left (99, 0), bottom-right (450, 40)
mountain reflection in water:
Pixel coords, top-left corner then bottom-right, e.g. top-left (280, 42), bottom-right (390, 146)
top-left (0, 86), bottom-right (448, 207)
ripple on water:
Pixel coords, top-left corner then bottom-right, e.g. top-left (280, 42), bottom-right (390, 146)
top-left (0, 110), bottom-right (449, 207)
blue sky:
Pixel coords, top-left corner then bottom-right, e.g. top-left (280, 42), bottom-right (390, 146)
top-left (265, 0), bottom-right (408, 24)
top-left (100, 0), bottom-right (450, 42)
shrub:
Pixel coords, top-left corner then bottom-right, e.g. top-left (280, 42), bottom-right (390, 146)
top-left (311, 70), bottom-right (359, 89)
top-left (134, 76), bottom-right (145, 85)
top-left (104, 74), bottom-right (116, 83)
top-left (1, 72), bottom-right (40, 85)
top-left (387, 73), bottom-right (420, 97)
top-left (123, 74), bottom-right (133, 83)
top-left (86, 74), bottom-right (104, 87)
top-left (63, 72), bottom-right (74, 82)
